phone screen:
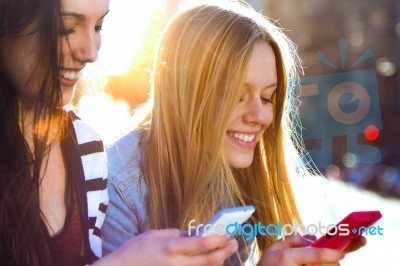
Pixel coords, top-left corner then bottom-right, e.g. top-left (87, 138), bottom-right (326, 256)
top-left (198, 205), bottom-right (255, 237)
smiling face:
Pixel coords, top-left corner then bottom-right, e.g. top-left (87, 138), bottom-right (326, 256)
top-left (59, 0), bottom-right (109, 105)
top-left (224, 43), bottom-right (277, 168)
top-left (0, 0), bottom-right (109, 107)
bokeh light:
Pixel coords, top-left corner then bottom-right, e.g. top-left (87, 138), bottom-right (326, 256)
top-left (364, 124), bottom-right (380, 141)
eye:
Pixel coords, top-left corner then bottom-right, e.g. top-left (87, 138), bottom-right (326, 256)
top-left (261, 97), bottom-right (272, 105)
top-left (59, 27), bottom-right (75, 36)
top-left (95, 24), bottom-right (103, 32)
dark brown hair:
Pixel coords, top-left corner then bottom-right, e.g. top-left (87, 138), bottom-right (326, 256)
top-left (0, 0), bottom-right (64, 264)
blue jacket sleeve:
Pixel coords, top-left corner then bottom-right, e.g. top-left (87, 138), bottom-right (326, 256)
top-left (101, 131), bottom-right (148, 256)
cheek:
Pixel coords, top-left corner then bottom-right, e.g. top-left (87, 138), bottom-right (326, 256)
top-left (265, 105), bottom-right (274, 126)
top-left (60, 37), bottom-right (72, 58)
top-left (227, 107), bottom-right (242, 127)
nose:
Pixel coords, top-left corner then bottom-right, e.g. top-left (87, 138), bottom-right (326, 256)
top-left (73, 31), bottom-right (100, 63)
top-left (243, 98), bottom-right (270, 125)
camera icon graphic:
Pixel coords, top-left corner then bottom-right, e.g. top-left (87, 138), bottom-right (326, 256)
top-left (297, 40), bottom-right (382, 168)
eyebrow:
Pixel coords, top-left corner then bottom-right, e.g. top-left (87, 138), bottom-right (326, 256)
top-left (62, 10), bottom-right (109, 21)
top-left (244, 82), bottom-right (277, 90)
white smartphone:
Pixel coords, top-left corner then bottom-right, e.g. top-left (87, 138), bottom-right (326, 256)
top-left (197, 205), bottom-right (255, 237)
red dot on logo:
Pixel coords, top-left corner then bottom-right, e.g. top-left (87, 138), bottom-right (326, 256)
top-left (364, 125), bottom-right (379, 141)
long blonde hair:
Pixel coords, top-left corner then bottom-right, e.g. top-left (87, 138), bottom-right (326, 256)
top-left (135, 2), bottom-right (305, 252)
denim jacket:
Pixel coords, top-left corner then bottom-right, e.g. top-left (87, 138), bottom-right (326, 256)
top-left (102, 130), bottom-right (257, 265)
top-left (102, 130), bottom-right (148, 255)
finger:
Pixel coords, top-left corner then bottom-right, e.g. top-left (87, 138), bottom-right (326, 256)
top-left (287, 247), bottom-right (344, 265)
top-left (145, 228), bottom-right (184, 238)
top-left (177, 239), bottom-right (238, 266)
top-left (165, 234), bottom-right (234, 254)
top-left (343, 236), bottom-right (366, 253)
top-left (304, 262), bottom-right (341, 266)
top-left (268, 234), bottom-right (313, 251)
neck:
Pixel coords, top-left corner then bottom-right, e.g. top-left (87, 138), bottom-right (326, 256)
top-left (19, 101), bottom-right (63, 153)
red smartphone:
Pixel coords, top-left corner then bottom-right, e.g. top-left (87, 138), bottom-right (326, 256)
top-left (311, 210), bottom-right (382, 251)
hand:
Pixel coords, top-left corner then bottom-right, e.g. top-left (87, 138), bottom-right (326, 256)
top-left (97, 229), bottom-right (238, 266)
top-left (258, 234), bottom-right (345, 266)
top-left (342, 235), bottom-right (366, 254)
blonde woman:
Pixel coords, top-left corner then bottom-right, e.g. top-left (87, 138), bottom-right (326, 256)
top-left (103, 2), bottom-right (365, 265)
top-left (0, 0), bottom-right (236, 264)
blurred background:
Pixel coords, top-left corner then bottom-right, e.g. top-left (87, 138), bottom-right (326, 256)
top-left (73, 0), bottom-right (400, 264)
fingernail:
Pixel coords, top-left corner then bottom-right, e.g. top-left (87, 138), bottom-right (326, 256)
top-left (303, 234), bottom-right (317, 242)
top-left (224, 233), bottom-right (233, 240)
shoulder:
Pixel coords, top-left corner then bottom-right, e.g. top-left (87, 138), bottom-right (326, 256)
top-left (68, 111), bottom-right (103, 145)
top-left (106, 130), bottom-right (145, 192)
top-left (106, 129), bottom-right (143, 170)
top-left (64, 110), bottom-right (107, 183)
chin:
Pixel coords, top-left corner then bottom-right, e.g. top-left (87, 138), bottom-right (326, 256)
top-left (61, 87), bottom-right (76, 106)
top-left (227, 154), bottom-right (254, 168)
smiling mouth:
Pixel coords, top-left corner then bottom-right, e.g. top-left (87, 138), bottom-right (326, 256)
top-left (60, 70), bottom-right (80, 80)
top-left (228, 131), bottom-right (256, 142)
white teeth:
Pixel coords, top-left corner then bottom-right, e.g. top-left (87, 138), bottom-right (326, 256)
top-left (230, 132), bottom-right (256, 142)
top-left (61, 71), bottom-right (80, 80)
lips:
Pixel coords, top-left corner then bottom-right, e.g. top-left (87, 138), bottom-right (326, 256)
top-left (227, 130), bottom-right (259, 149)
top-left (228, 131), bottom-right (256, 142)
top-left (59, 69), bottom-right (81, 87)
top-left (61, 70), bottom-right (80, 80)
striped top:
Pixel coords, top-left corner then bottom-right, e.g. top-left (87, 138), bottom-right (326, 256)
top-left (61, 110), bottom-right (109, 264)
